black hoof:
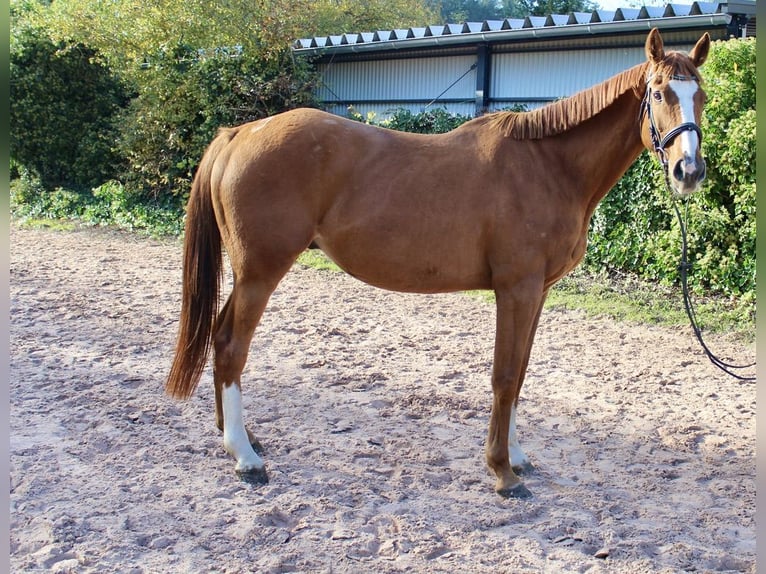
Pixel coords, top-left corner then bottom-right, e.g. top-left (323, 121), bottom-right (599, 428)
top-left (497, 482), bottom-right (533, 499)
top-left (512, 461), bottom-right (537, 476)
top-left (237, 467), bottom-right (269, 486)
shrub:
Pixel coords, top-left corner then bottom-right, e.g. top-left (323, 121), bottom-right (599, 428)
top-left (11, 175), bottom-right (185, 237)
top-left (349, 107), bottom-right (473, 134)
top-left (385, 107), bottom-right (473, 134)
top-left (10, 28), bottom-right (128, 190)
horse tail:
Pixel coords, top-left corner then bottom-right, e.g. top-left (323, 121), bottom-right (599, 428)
top-left (165, 128), bottom-right (235, 399)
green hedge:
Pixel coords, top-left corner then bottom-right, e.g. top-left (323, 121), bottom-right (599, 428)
top-left (349, 107), bottom-right (474, 133)
top-left (10, 27), bottom-right (128, 190)
top-left (117, 45), bottom-right (317, 202)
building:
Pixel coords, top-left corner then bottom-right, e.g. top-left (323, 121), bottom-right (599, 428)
top-left (292, 1), bottom-right (756, 120)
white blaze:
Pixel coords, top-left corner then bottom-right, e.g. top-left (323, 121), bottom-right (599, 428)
top-left (668, 79), bottom-right (701, 166)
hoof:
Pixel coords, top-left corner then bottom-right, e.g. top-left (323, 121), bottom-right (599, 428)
top-left (497, 482), bottom-right (533, 499)
top-left (512, 461), bottom-right (537, 476)
top-left (236, 466), bottom-right (269, 486)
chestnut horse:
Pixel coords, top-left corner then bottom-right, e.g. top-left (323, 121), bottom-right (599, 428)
top-left (166, 29), bottom-right (710, 498)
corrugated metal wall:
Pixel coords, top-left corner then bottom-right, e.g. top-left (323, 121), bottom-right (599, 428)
top-left (317, 55), bottom-right (477, 119)
top-left (315, 44), bottom-right (695, 118)
top-left (490, 48), bottom-right (647, 108)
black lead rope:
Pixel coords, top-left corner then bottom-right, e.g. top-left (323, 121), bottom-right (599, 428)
top-left (670, 199), bottom-right (756, 381)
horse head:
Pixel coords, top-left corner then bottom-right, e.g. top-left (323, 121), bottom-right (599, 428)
top-left (641, 28), bottom-right (710, 197)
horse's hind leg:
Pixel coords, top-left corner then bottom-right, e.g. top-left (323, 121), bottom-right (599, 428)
top-left (214, 369), bottom-right (264, 454)
top-left (212, 277), bottom-right (279, 485)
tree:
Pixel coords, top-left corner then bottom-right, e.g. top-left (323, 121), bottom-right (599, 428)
top-left (309, 0), bottom-right (439, 35)
top-left (430, 0), bottom-right (599, 22)
top-left (32, 0), bottom-right (438, 79)
top-left (434, 0), bottom-right (506, 22)
top-left (515, 0), bottom-right (599, 16)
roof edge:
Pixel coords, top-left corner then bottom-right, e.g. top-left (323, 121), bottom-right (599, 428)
top-left (293, 13), bottom-right (732, 57)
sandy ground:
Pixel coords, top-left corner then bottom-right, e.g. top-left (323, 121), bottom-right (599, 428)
top-left (9, 224), bottom-right (756, 573)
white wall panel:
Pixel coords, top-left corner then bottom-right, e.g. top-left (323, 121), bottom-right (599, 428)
top-left (317, 55), bottom-right (477, 106)
top-left (315, 43), bottom-right (696, 117)
top-left (490, 48), bottom-right (647, 102)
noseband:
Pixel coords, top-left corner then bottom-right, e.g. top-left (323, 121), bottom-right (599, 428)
top-left (640, 73), bottom-right (702, 173)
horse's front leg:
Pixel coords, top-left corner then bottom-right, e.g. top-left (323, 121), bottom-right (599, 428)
top-left (486, 281), bottom-right (546, 499)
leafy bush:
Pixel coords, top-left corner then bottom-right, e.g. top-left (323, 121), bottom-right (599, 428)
top-left (11, 175), bottom-right (185, 236)
top-left (586, 151), bottom-right (672, 279)
top-left (349, 107), bottom-right (473, 134)
top-left (10, 172), bottom-right (90, 220)
top-left (10, 27), bottom-right (128, 190)
top-left (386, 108), bottom-right (473, 134)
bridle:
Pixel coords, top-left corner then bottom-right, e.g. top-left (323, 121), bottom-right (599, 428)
top-left (640, 72), bottom-right (755, 382)
top-left (640, 72), bottom-right (703, 184)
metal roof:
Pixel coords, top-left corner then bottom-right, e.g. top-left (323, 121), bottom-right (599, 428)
top-left (292, 1), bottom-right (754, 57)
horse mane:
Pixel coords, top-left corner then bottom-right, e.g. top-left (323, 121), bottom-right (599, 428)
top-left (480, 53), bottom-right (699, 141)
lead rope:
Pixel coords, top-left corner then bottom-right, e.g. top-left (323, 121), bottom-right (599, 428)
top-left (669, 199), bottom-right (755, 381)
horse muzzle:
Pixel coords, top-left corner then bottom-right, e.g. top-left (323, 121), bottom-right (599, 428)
top-left (671, 154), bottom-right (706, 197)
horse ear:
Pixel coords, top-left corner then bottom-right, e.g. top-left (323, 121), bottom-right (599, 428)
top-left (645, 28), bottom-right (665, 64)
top-left (689, 32), bottom-right (711, 67)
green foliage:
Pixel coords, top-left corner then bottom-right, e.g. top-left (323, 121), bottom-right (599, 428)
top-left (10, 25), bottom-right (128, 190)
top-left (585, 152), bottom-right (673, 281)
top-left (309, 0), bottom-right (438, 36)
top-left (34, 0), bottom-right (437, 82)
top-left (387, 108), bottom-right (474, 133)
top-left (429, 0), bottom-right (598, 21)
top-left (10, 173), bottom-right (90, 220)
top-left (349, 107), bottom-right (472, 134)
top-left (519, 0), bottom-right (598, 16)
top-left (11, 175), bottom-right (185, 236)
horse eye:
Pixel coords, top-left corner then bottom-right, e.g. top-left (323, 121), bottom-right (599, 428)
top-left (653, 91), bottom-right (663, 102)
